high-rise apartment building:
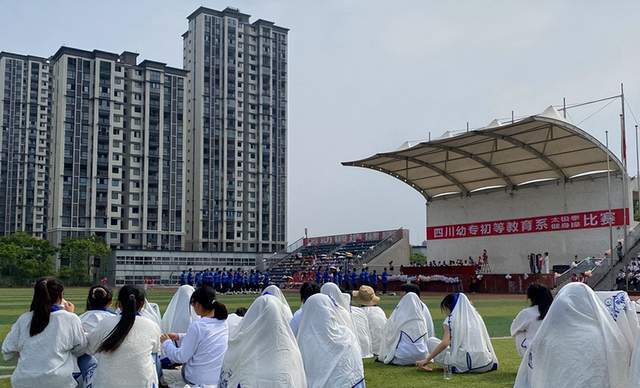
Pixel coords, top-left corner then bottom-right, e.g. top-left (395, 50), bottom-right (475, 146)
top-left (183, 7), bottom-right (288, 253)
top-left (48, 47), bottom-right (187, 250)
top-left (0, 52), bottom-right (50, 238)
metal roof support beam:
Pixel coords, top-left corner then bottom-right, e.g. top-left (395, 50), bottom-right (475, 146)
top-left (429, 144), bottom-right (514, 189)
top-left (473, 129), bottom-right (568, 181)
top-left (379, 154), bottom-right (470, 196)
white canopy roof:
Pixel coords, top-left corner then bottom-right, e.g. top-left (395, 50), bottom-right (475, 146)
top-left (342, 107), bottom-right (624, 201)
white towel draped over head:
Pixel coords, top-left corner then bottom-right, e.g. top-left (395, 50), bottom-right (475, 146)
top-left (595, 291), bottom-right (640, 350)
top-left (515, 282), bottom-right (630, 388)
top-left (379, 292), bottom-right (434, 364)
top-left (320, 283), bottom-right (351, 311)
top-left (161, 285), bottom-right (198, 333)
top-left (261, 285), bottom-right (293, 322)
top-left (219, 295), bottom-right (307, 388)
top-left (296, 294), bottom-right (364, 388)
top-left (319, 283), bottom-right (359, 343)
top-left (140, 300), bottom-right (162, 328)
top-left (448, 293), bottom-right (498, 373)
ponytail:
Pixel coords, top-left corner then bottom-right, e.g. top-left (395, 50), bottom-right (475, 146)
top-left (86, 285), bottom-right (113, 311)
top-left (213, 300), bottom-right (228, 320)
top-left (30, 277), bottom-right (64, 336)
top-left (190, 285), bottom-right (228, 320)
top-left (98, 285), bottom-right (145, 352)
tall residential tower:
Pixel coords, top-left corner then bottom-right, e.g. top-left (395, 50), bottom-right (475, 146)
top-left (48, 47), bottom-right (187, 250)
top-left (183, 7), bottom-right (288, 253)
top-left (0, 52), bottom-right (50, 238)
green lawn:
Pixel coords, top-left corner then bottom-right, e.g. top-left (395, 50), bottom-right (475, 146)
top-left (0, 288), bottom-right (527, 387)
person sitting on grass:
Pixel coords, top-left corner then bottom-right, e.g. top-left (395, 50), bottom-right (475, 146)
top-left (77, 285), bottom-right (116, 387)
top-left (510, 284), bottom-right (553, 357)
top-left (352, 285), bottom-right (387, 357)
top-left (160, 285), bottom-right (229, 387)
top-left (297, 294), bottom-right (365, 388)
top-left (219, 295), bottom-right (307, 387)
top-left (87, 285), bottom-right (161, 388)
top-left (515, 282), bottom-right (631, 388)
top-left (2, 277), bottom-right (86, 388)
top-left (261, 284), bottom-right (294, 322)
top-left (161, 284), bottom-right (198, 334)
top-left (379, 290), bottom-right (434, 365)
top-left (290, 282), bottom-right (321, 336)
top-left (416, 293), bottom-right (498, 373)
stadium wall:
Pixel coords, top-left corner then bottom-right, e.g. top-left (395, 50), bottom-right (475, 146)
top-left (426, 174), bottom-right (637, 274)
top-left (364, 233), bottom-right (411, 273)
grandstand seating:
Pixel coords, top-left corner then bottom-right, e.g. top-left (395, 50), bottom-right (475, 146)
top-left (269, 240), bottom-right (382, 283)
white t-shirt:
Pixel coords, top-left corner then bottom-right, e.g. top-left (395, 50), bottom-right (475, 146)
top-left (88, 315), bottom-right (161, 388)
top-left (510, 306), bottom-right (542, 357)
top-left (162, 317), bottom-right (228, 386)
top-left (1, 310), bottom-right (87, 388)
top-left (79, 310), bottom-right (116, 333)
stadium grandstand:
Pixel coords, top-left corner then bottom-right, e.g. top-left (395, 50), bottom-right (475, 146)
top-left (267, 229), bottom-right (410, 286)
top-left (343, 105), bottom-right (640, 291)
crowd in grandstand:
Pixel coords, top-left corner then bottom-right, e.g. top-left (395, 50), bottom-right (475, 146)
top-left (4, 277), bottom-right (640, 387)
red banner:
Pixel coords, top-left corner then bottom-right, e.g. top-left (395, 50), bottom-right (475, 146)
top-left (304, 229), bottom-right (396, 246)
top-left (427, 208), bottom-right (628, 240)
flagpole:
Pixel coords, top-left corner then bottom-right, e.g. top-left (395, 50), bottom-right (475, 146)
top-left (621, 83), bottom-right (629, 265)
top-left (606, 131), bottom-right (614, 289)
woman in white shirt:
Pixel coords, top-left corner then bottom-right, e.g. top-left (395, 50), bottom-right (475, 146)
top-left (87, 285), bottom-right (161, 388)
top-left (161, 285), bottom-right (229, 387)
top-left (77, 285), bottom-right (116, 386)
top-left (2, 277), bottom-right (86, 388)
top-left (510, 284), bottom-right (553, 357)
top-left (352, 285), bottom-right (387, 357)
top-left (416, 293), bottom-right (498, 374)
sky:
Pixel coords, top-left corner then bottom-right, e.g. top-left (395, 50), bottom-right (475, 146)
top-left (2, 0), bottom-right (640, 245)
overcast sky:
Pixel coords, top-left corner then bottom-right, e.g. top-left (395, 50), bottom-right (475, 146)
top-left (3, 1), bottom-right (640, 244)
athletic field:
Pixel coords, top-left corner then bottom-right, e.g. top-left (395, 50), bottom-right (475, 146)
top-left (0, 288), bottom-right (527, 387)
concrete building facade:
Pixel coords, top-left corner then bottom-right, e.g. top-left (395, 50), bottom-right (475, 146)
top-left (0, 53), bottom-right (50, 238)
top-left (183, 7), bottom-right (288, 253)
top-left (48, 47), bottom-right (187, 250)
top-left (426, 174), bottom-right (636, 273)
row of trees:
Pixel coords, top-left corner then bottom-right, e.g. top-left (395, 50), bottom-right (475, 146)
top-left (0, 232), bottom-right (110, 286)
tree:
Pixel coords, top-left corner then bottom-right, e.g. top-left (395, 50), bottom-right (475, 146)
top-left (0, 232), bottom-right (56, 285)
top-left (410, 251), bottom-right (427, 265)
top-left (59, 235), bottom-right (111, 285)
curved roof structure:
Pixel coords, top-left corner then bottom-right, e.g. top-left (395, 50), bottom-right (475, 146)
top-left (342, 106), bottom-right (624, 201)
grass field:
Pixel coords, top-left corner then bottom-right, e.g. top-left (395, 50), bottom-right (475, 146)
top-left (0, 288), bottom-right (527, 387)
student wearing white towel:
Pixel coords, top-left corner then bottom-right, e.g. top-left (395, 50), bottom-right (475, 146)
top-left (2, 277), bottom-right (86, 388)
top-left (161, 285), bottom-right (229, 387)
top-left (510, 284), bottom-right (553, 357)
top-left (416, 293), bottom-right (498, 374)
top-left (290, 282), bottom-right (320, 336)
top-left (352, 285), bottom-right (387, 356)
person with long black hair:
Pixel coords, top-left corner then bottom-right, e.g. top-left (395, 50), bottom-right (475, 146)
top-left (1, 277), bottom-right (86, 388)
top-left (87, 285), bottom-right (161, 388)
top-left (510, 283), bottom-right (553, 357)
top-left (160, 285), bottom-right (229, 387)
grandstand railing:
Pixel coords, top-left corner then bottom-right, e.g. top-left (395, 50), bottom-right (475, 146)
top-left (354, 228), bottom-right (405, 266)
top-left (265, 237), bottom-right (305, 270)
top-left (589, 222), bottom-right (640, 290)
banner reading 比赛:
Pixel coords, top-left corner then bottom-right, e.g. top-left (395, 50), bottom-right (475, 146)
top-left (426, 208), bottom-right (628, 240)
